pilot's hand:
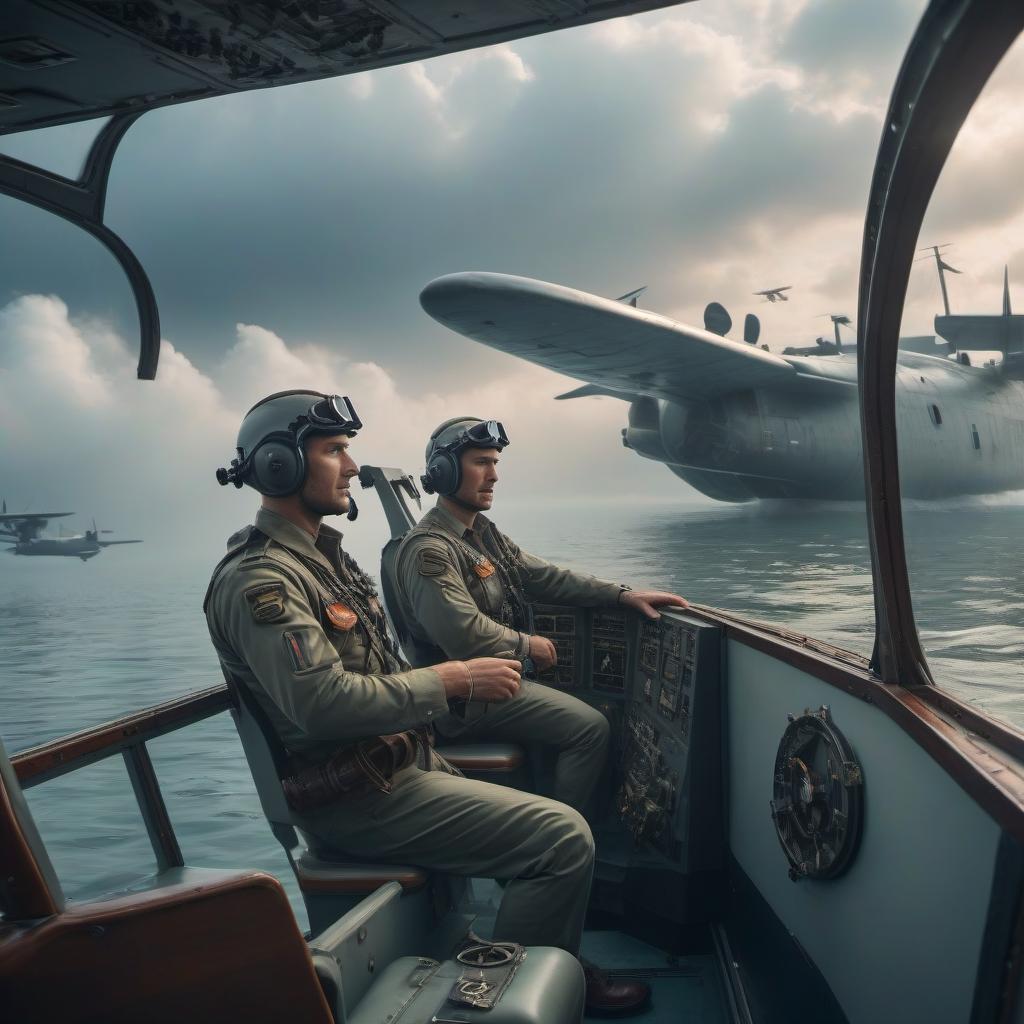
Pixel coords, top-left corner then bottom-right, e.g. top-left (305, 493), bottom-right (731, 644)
top-left (528, 634), bottom-right (558, 671)
top-left (436, 658), bottom-right (521, 702)
top-left (619, 590), bottom-right (689, 620)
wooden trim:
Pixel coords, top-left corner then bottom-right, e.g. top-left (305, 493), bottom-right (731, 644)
top-left (12, 686), bottom-right (232, 787)
top-left (913, 687), bottom-right (1024, 765)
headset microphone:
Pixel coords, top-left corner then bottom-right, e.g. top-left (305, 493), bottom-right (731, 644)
top-left (347, 496), bottom-right (359, 522)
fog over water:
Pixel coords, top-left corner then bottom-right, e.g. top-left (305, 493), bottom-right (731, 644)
top-left (2, 496), bottom-right (1020, 921)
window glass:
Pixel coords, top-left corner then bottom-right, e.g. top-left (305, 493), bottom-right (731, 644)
top-left (0, 116), bottom-right (111, 179)
top-left (0, 4), bottom-right (937, 905)
top-left (898, 35), bottom-right (1024, 728)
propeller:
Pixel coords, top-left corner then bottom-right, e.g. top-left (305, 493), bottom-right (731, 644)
top-left (703, 302), bottom-right (732, 337)
top-left (743, 313), bottom-right (761, 346)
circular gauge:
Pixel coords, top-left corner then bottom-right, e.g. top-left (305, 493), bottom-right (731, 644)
top-left (770, 705), bottom-right (864, 881)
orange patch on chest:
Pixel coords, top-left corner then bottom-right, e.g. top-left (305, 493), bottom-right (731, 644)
top-left (325, 601), bottom-right (358, 630)
top-left (473, 559), bottom-right (496, 579)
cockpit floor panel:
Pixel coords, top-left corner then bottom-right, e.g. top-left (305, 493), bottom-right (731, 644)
top-left (581, 931), bottom-right (728, 1023)
top-left (466, 881), bottom-right (728, 1022)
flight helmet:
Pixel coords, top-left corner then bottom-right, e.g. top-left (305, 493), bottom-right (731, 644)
top-left (216, 390), bottom-right (361, 497)
top-left (421, 416), bottom-right (509, 496)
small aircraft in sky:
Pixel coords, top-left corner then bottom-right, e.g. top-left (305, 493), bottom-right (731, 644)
top-left (0, 502), bottom-right (141, 561)
top-left (754, 286), bottom-right (792, 303)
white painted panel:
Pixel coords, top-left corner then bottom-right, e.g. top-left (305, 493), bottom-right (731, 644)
top-left (727, 640), bottom-right (1000, 1024)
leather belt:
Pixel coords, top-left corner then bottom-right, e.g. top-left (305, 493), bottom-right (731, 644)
top-left (282, 730), bottom-right (425, 812)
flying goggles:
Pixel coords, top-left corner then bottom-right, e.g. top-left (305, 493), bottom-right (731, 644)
top-left (436, 420), bottom-right (510, 455)
top-left (297, 394), bottom-right (362, 438)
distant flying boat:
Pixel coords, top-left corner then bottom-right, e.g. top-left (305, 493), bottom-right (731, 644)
top-left (0, 502), bottom-right (141, 561)
top-left (754, 286), bottom-right (792, 303)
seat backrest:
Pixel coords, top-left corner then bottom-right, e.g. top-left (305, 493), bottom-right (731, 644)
top-left (224, 672), bottom-right (300, 847)
top-left (358, 466), bottom-right (444, 668)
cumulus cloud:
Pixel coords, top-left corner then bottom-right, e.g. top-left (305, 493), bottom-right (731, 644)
top-left (0, 0), bottom-right (934, 377)
top-left (3, 0), bottom-right (1024, 527)
top-left (0, 295), bottom-right (678, 567)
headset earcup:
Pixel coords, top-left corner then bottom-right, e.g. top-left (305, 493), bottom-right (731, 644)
top-left (248, 439), bottom-right (304, 496)
top-left (428, 450), bottom-right (460, 496)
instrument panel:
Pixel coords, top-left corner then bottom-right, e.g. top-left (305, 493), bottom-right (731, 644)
top-left (591, 612), bottom-right (628, 692)
top-left (533, 606), bottom-right (632, 693)
top-left (618, 612), bottom-right (723, 874)
top-left (532, 605), bottom-right (724, 918)
top-left (533, 606), bottom-right (722, 866)
top-left (532, 609), bottom-right (579, 689)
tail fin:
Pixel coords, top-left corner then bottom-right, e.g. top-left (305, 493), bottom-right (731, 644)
top-left (1003, 266), bottom-right (1012, 316)
top-left (616, 286), bottom-right (647, 308)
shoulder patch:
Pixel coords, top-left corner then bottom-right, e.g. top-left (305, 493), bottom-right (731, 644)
top-left (418, 550), bottom-right (449, 577)
top-left (245, 581), bottom-right (286, 623)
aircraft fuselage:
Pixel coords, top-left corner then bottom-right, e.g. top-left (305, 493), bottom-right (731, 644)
top-left (624, 351), bottom-right (1024, 501)
top-left (11, 539), bottom-right (101, 560)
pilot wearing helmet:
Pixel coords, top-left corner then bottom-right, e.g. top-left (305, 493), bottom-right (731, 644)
top-left (204, 391), bottom-right (652, 1017)
top-left (394, 417), bottom-right (689, 816)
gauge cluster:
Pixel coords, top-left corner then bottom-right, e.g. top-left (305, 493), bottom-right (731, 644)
top-left (531, 605), bottom-right (723, 877)
top-left (617, 611), bottom-right (723, 875)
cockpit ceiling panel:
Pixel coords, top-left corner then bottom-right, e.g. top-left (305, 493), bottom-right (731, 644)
top-left (0, 1), bottom-right (691, 136)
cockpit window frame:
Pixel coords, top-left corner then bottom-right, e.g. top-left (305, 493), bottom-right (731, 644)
top-left (856, 0), bottom-right (1024, 691)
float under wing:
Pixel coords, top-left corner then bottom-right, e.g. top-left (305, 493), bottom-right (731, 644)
top-left (420, 273), bottom-right (799, 402)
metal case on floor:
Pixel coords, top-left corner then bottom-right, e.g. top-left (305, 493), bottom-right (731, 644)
top-left (347, 948), bottom-right (585, 1024)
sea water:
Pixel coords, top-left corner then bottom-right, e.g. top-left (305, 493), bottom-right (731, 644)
top-left (2, 498), bottom-right (1021, 923)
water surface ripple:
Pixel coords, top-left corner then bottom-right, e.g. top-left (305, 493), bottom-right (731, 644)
top-left (2, 500), bottom-right (1020, 919)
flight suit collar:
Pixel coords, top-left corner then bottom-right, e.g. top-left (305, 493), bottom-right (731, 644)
top-left (254, 507), bottom-right (344, 575)
top-left (426, 502), bottom-right (494, 545)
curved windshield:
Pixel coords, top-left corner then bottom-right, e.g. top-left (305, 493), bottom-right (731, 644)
top-left (897, 33), bottom-right (1024, 728)
top-left (0, 3), bottom-right (928, 906)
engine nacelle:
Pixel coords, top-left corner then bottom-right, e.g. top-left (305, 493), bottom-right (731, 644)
top-left (622, 397), bottom-right (678, 463)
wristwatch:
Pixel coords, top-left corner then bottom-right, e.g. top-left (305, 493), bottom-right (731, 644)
top-left (616, 585), bottom-right (633, 605)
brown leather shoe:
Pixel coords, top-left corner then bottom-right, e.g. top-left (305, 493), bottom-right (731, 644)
top-left (583, 966), bottom-right (652, 1018)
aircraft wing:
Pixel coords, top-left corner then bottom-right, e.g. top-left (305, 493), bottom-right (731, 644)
top-left (98, 540), bottom-right (142, 547)
top-left (0, 512), bottom-right (73, 542)
top-left (420, 273), bottom-right (799, 403)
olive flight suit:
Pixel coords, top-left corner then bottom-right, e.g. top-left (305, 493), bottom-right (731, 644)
top-left (394, 504), bottom-right (626, 813)
top-left (205, 507), bottom-right (594, 955)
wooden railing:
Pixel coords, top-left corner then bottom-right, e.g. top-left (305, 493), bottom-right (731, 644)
top-left (11, 685), bottom-right (233, 871)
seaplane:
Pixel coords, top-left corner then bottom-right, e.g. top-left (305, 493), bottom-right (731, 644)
top-left (1, 502), bottom-right (141, 561)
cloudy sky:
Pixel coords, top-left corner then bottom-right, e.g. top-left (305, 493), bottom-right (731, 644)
top-left (1, 0), bottom-right (1021, 556)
